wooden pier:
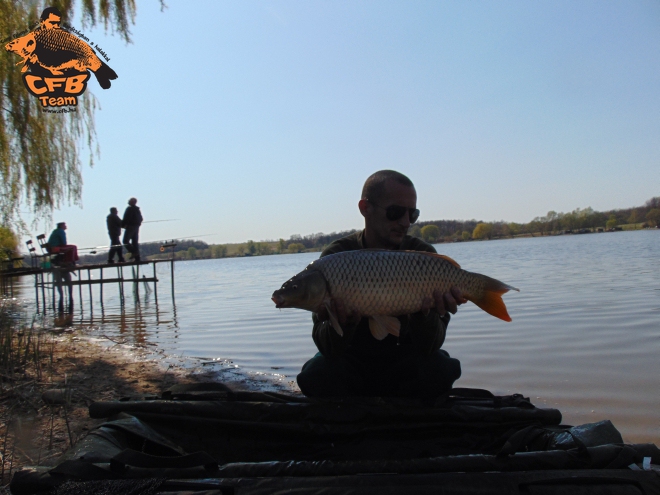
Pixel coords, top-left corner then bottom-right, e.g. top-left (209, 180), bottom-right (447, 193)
top-left (1, 259), bottom-right (176, 314)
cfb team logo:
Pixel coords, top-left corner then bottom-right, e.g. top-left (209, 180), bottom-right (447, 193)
top-left (4, 7), bottom-right (117, 109)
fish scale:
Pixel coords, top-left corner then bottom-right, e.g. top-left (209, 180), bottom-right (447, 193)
top-left (310, 250), bottom-right (493, 316)
top-left (34, 28), bottom-right (102, 71)
top-left (36, 29), bottom-right (88, 55)
top-left (272, 249), bottom-right (517, 340)
top-left (309, 250), bottom-right (500, 315)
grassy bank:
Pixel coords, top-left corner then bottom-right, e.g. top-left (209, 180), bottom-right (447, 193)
top-left (0, 301), bottom-right (199, 485)
top-left (0, 296), bottom-right (300, 486)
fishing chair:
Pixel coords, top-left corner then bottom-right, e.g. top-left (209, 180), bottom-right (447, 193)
top-left (37, 233), bottom-right (64, 266)
top-left (25, 239), bottom-right (39, 268)
top-left (37, 234), bottom-right (49, 254)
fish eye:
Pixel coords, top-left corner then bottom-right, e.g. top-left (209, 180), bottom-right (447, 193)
top-left (292, 285), bottom-right (298, 290)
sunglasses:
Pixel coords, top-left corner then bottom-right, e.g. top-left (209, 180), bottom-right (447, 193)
top-left (368, 200), bottom-right (420, 224)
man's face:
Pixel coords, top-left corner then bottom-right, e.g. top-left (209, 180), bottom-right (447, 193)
top-left (363, 180), bottom-right (417, 249)
top-left (60, 223), bottom-right (67, 230)
top-left (42, 14), bottom-right (61, 29)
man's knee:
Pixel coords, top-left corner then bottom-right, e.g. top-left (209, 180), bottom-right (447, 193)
top-left (297, 353), bottom-right (358, 397)
top-left (296, 368), bottom-right (316, 397)
top-left (297, 353), bottom-right (330, 397)
top-left (407, 350), bottom-right (461, 397)
top-left (432, 352), bottom-right (461, 389)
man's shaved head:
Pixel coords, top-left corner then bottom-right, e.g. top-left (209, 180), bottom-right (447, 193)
top-left (361, 170), bottom-right (414, 202)
top-left (358, 170), bottom-right (417, 249)
top-left (40, 7), bottom-right (62, 21)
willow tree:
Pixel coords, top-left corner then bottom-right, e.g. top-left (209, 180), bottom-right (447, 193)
top-left (0, 0), bottom-right (140, 230)
top-left (0, 226), bottom-right (17, 260)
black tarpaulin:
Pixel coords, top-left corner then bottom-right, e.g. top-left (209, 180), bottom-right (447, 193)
top-left (10, 385), bottom-right (660, 495)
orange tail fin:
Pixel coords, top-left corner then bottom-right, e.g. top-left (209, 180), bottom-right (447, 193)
top-left (467, 274), bottom-right (519, 322)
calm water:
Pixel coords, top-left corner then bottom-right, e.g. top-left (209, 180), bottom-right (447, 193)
top-left (13, 230), bottom-right (660, 443)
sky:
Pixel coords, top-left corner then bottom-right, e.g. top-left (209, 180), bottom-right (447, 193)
top-left (22, 0), bottom-right (660, 250)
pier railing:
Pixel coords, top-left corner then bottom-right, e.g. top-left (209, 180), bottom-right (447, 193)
top-left (0, 259), bottom-right (175, 313)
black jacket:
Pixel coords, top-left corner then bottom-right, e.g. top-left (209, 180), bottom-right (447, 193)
top-left (106, 213), bottom-right (122, 237)
top-left (122, 206), bottom-right (143, 228)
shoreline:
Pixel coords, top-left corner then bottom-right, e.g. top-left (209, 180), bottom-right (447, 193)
top-left (77, 225), bottom-right (658, 264)
top-left (0, 318), bottom-right (299, 484)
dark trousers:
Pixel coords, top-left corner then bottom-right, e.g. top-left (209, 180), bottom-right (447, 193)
top-left (108, 234), bottom-right (124, 261)
top-left (297, 349), bottom-right (461, 399)
top-left (123, 225), bottom-right (140, 258)
top-left (53, 268), bottom-right (73, 313)
top-left (50, 245), bottom-right (78, 263)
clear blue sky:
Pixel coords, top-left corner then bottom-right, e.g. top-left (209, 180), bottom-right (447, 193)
top-left (32, 0), bottom-right (660, 249)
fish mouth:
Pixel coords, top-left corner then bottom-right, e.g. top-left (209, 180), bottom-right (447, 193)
top-left (271, 293), bottom-right (285, 308)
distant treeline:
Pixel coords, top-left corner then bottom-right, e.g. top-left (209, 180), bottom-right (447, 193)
top-left (79, 196), bottom-right (659, 262)
top-left (409, 196), bottom-right (660, 243)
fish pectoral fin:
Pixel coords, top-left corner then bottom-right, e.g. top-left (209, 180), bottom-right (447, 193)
top-left (369, 315), bottom-right (400, 340)
top-left (324, 298), bottom-right (344, 337)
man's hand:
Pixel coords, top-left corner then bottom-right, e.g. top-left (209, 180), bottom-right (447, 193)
top-left (316, 299), bottom-right (361, 328)
top-left (420, 286), bottom-right (467, 317)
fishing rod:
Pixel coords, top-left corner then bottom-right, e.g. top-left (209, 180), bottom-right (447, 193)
top-left (77, 233), bottom-right (219, 252)
top-left (142, 219), bottom-right (180, 224)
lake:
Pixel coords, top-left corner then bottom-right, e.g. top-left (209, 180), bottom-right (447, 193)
top-left (12, 229), bottom-right (660, 443)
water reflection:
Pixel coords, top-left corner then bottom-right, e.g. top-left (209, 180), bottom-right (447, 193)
top-left (86, 280), bottom-right (176, 348)
top-left (10, 262), bottom-right (179, 351)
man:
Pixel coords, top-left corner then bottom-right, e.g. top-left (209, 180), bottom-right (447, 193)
top-left (106, 207), bottom-right (124, 263)
top-left (122, 198), bottom-right (143, 262)
top-left (297, 170), bottom-right (466, 399)
top-left (39, 7), bottom-right (62, 30)
top-left (47, 221), bottom-right (75, 312)
top-left (47, 222), bottom-right (79, 265)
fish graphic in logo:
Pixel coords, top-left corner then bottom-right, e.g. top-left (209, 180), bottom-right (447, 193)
top-left (4, 7), bottom-right (117, 108)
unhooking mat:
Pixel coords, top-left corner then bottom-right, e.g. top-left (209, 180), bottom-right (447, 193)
top-left (10, 384), bottom-right (660, 494)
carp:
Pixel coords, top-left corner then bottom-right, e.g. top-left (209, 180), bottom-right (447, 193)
top-left (5, 28), bottom-right (117, 89)
top-left (272, 250), bottom-right (519, 340)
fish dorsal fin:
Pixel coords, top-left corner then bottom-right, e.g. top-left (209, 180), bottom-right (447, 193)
top-left (324, 298), bottom-right (344, 336)
top-left (369, 315), bottom-right (400, 340)
top-left (404, 251), bottom-right (461, 268)
top-left (433, 254), bottom-right (461, 268)
top-left (361, 249), bottom-right (462, 269)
